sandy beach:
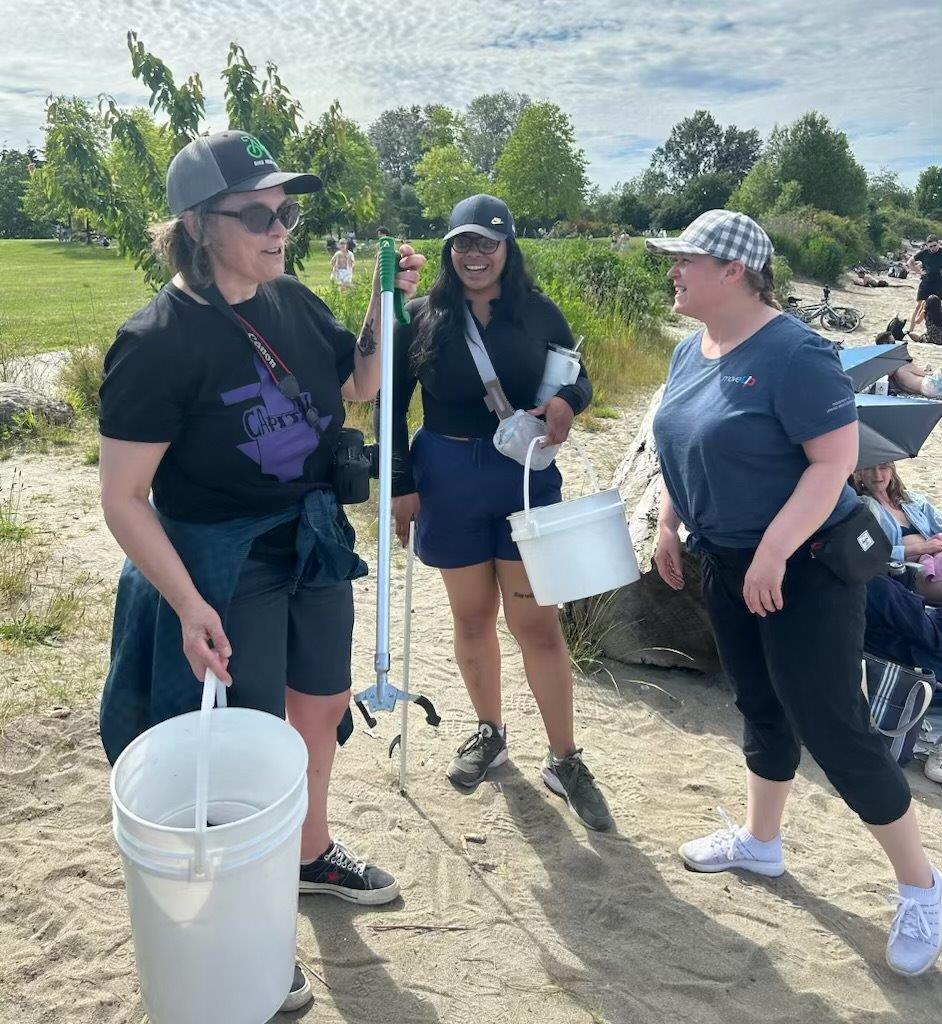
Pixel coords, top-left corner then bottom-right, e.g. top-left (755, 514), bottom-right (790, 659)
top-left (1, 274), bottom-right (941, 1023)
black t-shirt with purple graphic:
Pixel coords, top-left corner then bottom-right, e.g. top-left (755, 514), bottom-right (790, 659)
top-left (99, 276), bottom-right (356, 523)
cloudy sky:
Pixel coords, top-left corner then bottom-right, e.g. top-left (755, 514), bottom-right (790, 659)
top-left (2, 0), bottom-right (937, 188)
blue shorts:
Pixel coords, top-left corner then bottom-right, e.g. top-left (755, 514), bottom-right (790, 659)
top-left (411, 428), bottom-right (563, 569)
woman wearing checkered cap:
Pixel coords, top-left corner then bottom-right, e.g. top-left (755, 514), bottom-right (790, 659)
top-left (647, 210), bottom-right (941, 977)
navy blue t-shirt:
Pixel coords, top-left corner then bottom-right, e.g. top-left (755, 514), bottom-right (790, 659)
top-left (652, 314), bottom-right (859, 548)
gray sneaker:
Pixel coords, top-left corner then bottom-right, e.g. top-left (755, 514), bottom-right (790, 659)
top-left (446, 721), bottom-right (508, 786)
top-left (541, 749), bottom-right (613, 831)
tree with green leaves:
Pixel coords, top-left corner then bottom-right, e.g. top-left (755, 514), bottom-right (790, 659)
top-left (868, 169), bottom-right (913, 211)
top-left (367, 106), bottom-right (427, 184)
top-left (915, 166), bottom-right (942, 221)
top-left (126, 30), bottom-right (204, 150)
top-left (727, 158), bottom-right (782, 218)
top-left (494, 102), bottom-right (586, 226)
top-left (652, 110), bottom-right (759, 187)
top-left (414, 144), bottom-right (488, 223)
top-left (0, 149), bottom-right (48, 238)
top-left (656, 171), bottom-right (740, 230)
top-left (421, 104), bottom-right (463, 152)
top-left (766, 112), bottom-right (868, 217)
top-left (284, 101), bottom-right (383, 249)
top-left (462, 91), bottom-right (530, 177)
top-left (220, 44), bottom-right (301, 161)
top-left (22, 96), bottom-right (111, 242)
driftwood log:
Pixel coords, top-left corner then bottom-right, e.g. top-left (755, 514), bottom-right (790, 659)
top-left (0, 383), bottom-right (74, 429)
top-left (574, 386), bottom-right (720, 673)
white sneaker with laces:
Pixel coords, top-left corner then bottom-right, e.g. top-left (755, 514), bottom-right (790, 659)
top-left (679, 808), bottom-right (786, 877)
top-left (924, 741), bottom-right (942, 784)
top-left (886, 866), bottom-right (942, 977)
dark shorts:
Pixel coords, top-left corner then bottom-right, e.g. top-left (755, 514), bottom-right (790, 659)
top-left (411, 428), bottom-right (563, 569)
top-left (223, 553), bottom-right (353, 716)
top-left (917, 278), bottom-right (942, 301)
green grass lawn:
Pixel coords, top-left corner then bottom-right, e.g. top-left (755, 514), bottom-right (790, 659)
top-left (0, 239), bottom-right (341, 357)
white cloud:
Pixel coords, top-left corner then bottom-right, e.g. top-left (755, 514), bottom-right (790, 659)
top-left (1, 0), bottom-right (935, 187)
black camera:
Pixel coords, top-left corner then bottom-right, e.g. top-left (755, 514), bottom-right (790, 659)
top-left (332, 428), bottom-right (380, 504)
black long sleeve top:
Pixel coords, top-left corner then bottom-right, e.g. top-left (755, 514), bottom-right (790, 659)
top-left (380, 290), bottom-right (592, 496)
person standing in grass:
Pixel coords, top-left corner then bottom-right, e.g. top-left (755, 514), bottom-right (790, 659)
top-left (330, 237), bottom-right (355, 290)
top-left (97, 131), bottom-right (425, 1012)
top-left (384, 194), bottom-right (613, 832)
top-left (648, 209), bottom-right (941, 978)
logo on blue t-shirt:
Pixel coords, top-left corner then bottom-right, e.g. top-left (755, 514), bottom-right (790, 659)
top-left (721, 373), bottom-right (757, 387)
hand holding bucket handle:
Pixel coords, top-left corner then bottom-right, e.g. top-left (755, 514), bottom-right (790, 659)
top-left (193, 670), bottom-right (228, 879)
top-left (522, 434), bottom-right (600, 517)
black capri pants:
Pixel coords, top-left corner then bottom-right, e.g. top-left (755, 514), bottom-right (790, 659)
top-left (700, 543), bottom-right (911, 826)
top-left (222, 551), bottom-right (354, 718)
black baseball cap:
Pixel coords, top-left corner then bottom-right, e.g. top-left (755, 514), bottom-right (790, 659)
top-left (443, 194), bottom-right (515, 242)
top-left (166, 130), bottom-right (322, 215)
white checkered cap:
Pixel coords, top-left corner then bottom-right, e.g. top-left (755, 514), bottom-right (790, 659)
top-left (645, 210), bottom-right (774, 272)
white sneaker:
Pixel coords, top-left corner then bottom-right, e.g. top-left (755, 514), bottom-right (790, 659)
top-left (679, 808), bottom-right (786, 877)
top-left (924, 741), bottom-right (942, 784)
top-left (886, 866), bottom-right (942, 977)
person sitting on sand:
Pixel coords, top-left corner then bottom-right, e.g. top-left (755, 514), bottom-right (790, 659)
top-left (854, 463), bottom-right (942, 605)
top-left (330, 238), bottom-right (355, 290)
top-left (647, 208), bottom-right (942, 978)
top-left (907, 294), bottom-right (942, 346)
top-left (871, 330), bottom-right (942, 398)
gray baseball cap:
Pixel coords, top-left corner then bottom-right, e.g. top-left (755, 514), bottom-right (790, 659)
top-left (645, 210), bottom-right (774, 272)
top-left (166, 130), bottom-right (322, 215)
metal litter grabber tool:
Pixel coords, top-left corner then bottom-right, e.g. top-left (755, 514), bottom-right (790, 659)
top-left (354, 237), bottom-right (440, 760)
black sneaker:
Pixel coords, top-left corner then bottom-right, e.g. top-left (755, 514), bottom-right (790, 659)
top-left (541, 749), bottom-right (613, 832)
top-left (446, 721), bottom-right (508, 787)
top-left (279, 963), bottom-right (312, 1013)
top-left (299, 840), bottom-right (399, 905)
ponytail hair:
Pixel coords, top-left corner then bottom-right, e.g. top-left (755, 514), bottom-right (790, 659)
top-left (150, 201), bottom-right (214, 288)
top-left (744, 258), bottom-right (779, 309)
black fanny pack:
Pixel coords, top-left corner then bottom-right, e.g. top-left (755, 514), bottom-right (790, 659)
top-left (809, 502), bottom-right (891, 584)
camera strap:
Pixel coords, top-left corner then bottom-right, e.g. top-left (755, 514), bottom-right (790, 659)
top-left (194, 283), bottom-right (320, 427)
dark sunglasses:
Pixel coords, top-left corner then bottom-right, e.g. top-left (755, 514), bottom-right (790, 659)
top-left (208, 200), bottom-right (302, 235)
top-left (451, 234), bottom-right (501, 255)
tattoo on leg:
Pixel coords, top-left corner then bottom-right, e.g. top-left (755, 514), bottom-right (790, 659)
top-left (356, 320), bottom-right (376, 356)
top-left (513, 591), bottom-right (534, 599)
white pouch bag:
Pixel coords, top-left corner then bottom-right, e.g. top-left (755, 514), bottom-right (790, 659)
top-left (463, 308), bottom-right (560, 470)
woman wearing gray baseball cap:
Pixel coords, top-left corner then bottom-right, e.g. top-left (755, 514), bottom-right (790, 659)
top-left (648, 209), bottom-right (940, 977)
top-left (97, 130), bottom-right (425, 1011)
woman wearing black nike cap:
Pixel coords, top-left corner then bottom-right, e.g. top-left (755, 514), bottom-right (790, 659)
top-left (98, 131), bottom-right (425, 1012)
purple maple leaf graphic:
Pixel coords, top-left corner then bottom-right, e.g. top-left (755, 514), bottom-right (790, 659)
top-left (220, 356), bottom-right (332, 482)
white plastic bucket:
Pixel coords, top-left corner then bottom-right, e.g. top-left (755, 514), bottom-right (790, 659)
top-left (110, 674), bottom-right (308, 1024)
top-left (508, 436), bottom-right (640, 606)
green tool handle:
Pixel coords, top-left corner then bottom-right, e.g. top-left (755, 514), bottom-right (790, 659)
top-left (378, 235), bottom-right (410, 324)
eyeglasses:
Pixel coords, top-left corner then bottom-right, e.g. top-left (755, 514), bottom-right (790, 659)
top-left (208, 200), bottom-right (302, 235)
top-left (451, 234), bottom-right (501, 255)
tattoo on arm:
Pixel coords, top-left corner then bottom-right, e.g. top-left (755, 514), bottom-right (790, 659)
top-left (356, 319), bottom-right (376, 356)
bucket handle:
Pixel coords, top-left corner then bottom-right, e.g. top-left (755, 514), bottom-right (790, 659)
top-left (194, 669), bottom-right (227, 879)
top-left (523, 434), bottom-right (600, 518)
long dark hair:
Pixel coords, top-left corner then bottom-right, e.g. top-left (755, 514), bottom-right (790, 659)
top-left (926, 294), bottom-right (942, 329)
top-left (411, 236), bottom-right (538, 371)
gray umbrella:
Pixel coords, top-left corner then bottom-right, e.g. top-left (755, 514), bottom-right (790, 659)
top-left (840, 343), bottom-right (910, 392)
top-left (856, 393), bottom-right (942, 469)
